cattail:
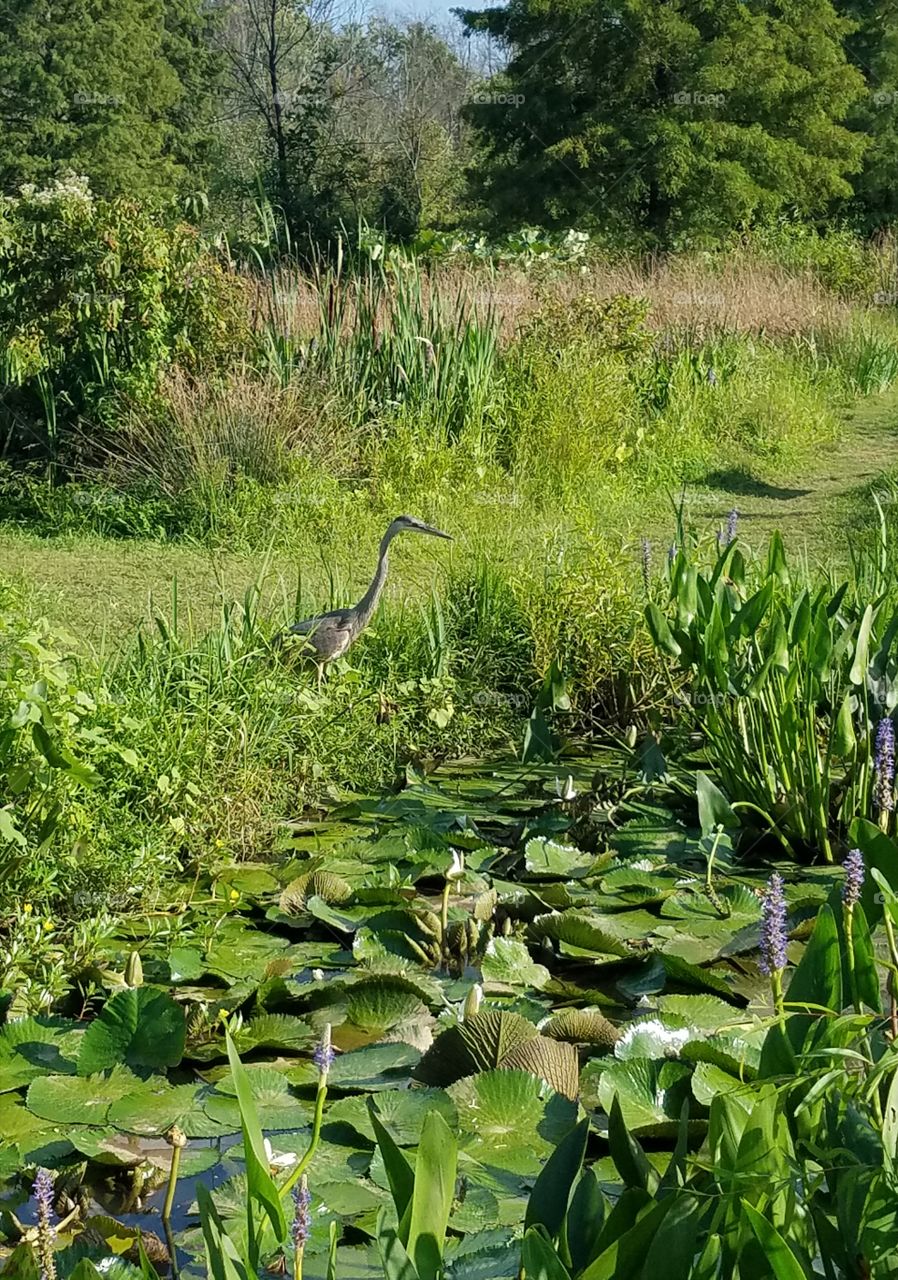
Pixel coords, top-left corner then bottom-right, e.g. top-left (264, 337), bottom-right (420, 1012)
top-left (758, 873), bottom-right (788, 976)
top-left (843, 848), bottom-right (865, 908)
top-left (875, 719), bottom-right (895, 812)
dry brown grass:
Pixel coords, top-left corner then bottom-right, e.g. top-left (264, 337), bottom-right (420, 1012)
top-left (103, 369), bottom-right (356, 496)
top-left (246, 252), bottom-right (855, 345)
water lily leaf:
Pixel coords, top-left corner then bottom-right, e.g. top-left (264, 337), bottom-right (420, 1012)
top-left (414, 1011), bottom-right (539, 1086)
top-left (231, 1014), bottom-right (314, 1055)
top-left (524, 838), bottom-right (594, 879)
top-left (529, 913), bottom-right (632, 959)
top-left (27, 1067), bottom-right (139, 1125)
top-left (481, 939), bottom-right (550, 991)
top-left (499, 1037), bottom-right (580, 1100)
top-left (0, 1093), bottom-right (61, 1143)
top-left (543, 1010), bottom-right (619, 1051)
top-left (0, 1016), bottom-right (80, 1090)
top-left (450, 1070), bottom-right (577, 1163)
top-left (78, 988), bottom-right (185, 1075)
top-left (655, 995), bottom-right (744, 1031)
top-left (107, 1080), bottom-right (200, 1136)
top-left (327, 1088), bottom-right (457, 1146)
top-left (327, 1042), bottom-right (422, 1090)
top-left (280, 871), bottom-right (353, 915)
top-left (203, 1066), bottom-right (305, 1132)
top-left (312, 977), bottom-right (434, 1052)
top-left (589, 1058), bottom-right (694, 1135)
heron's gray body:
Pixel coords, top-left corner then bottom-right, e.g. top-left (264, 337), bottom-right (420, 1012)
top-left (288, 515), bottom-right (451, 667)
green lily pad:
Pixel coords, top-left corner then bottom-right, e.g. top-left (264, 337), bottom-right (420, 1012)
top-left (481, 939), bottom-right (549, 990)
top-left (27, 1067), bottom-right (140, 1126)
top-left (450, 1070), bottom-right (578, 1164)
top-left (107, 1080), bottom-right (200, 1136)
top-left (327, 1087), bottom-right (457, 1146)
top-left (78, 987), bottom-right (185, 1075)
top-left (586, 1057), bottom-right (693, 1135)
top-left (524, 838), bottom-right (594, 879)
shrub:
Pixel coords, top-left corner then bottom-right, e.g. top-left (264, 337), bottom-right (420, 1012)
top-left (0, 175), bottom-right (246, 455)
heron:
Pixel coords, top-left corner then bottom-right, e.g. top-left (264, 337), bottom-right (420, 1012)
top-left (286, 515), bottom-right (452, 680)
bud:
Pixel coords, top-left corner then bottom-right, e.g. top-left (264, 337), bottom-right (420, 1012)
top-left (463, 983), bottom-right (483, 1020)
top-left (125, 950), bottom-right (143, 987)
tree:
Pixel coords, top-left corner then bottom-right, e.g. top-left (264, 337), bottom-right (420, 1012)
top-left (835, 0), bottom-right (898, 230)
top-left (0, 0), bottom-right (217, 201)
top-left (460, 0), bottom-right (868, 244)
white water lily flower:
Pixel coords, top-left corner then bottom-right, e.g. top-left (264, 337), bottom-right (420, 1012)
top-left (264, 1138), bottom-right (298, 1170)
top-left (447, 850), bottom-right (465, 881)
top-left (554, 775), bottom-right (577, 801)
top-left (614, 1018), bottom-right (695, 1061)
top-left (311, 968), bottom-right (324, 981)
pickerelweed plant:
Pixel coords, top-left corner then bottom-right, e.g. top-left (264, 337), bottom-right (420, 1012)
top-left (646, 526), bottom-right (898, 861)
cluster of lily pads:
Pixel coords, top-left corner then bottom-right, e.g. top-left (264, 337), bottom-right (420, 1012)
top-left (0, 752), bottom-right (886, 1277)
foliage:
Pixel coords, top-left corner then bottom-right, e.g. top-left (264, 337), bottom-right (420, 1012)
top-left (461, 0), bottom-right (866, 244)
top-left (646, 526), bottom-right (898, 860)
top-left (0, 178), bottom-right (245, 451)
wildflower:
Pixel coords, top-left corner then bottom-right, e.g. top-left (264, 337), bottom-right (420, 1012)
top-left (313, 1023), bottom-right (335, 1075)
top-left (668, 544), bottom-right (677, 566)
top-left (447, 850), bottom-right (465, 881)
top-left (292, 1175), bottom-right (311, 1248)
top-left (641, 537), bottom-right (651, 594)
top-left (554, 775), bottom-right (576, 801)
top-left (843, 848), bottom-right (865, 908)
top-left (33, 1167), bottom-right (57, 1280)
top-left (228, 888), bottom-right (239, 904)
top-left (758, 873), bottom-right (788, 976)
top-left (23, 903), bottom-right (32, 916)
top-left (614, 1019), bottom-right (692, 1060)
top-left (875, 719), bottom-right (895, 813)
top-left (725, 507), bottom-right (738, 545)
top-left (42, 919), bottom-right (53, 933)
top-left (264, 1138), bottom-right (298, 1171)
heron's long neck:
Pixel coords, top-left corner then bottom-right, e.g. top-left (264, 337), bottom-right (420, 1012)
top-left (353, 530), bottom-right (395, 629)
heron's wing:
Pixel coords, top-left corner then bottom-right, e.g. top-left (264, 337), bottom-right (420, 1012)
top-left (289, 608), bottom-right (353, 636)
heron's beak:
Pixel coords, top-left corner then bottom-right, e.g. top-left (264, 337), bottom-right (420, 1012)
top-left (420, 523), bottom-right (453, 540)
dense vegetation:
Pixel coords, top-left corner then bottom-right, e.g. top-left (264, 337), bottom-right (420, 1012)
top-left (7, 0), bottom-right (898, 1274)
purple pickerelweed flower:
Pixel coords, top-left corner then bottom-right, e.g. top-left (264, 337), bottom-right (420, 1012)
top-left (313, 1023), bottom-right (335, 1075)
top-left (668, 544), bottom-right (677, 565)
top-left (641, 538), bottom-right (651, 595)
top-left (842, 848), bottom-right (865, 908)
top-left (292, 1175), bottom-right (311, 1248)
top-left (758, 872), bottom-right (788, 976)
top-left (875, 718), bottom-right (895, 812)
top-left (33, 1168), bottom-right (56, 1280)
top-left (725, 508), bottom-right (738, 546)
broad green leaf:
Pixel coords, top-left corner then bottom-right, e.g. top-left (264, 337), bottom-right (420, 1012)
top-left (565, 1170), bottom-right (606, 1275)
top-left (521, 1227), bottom-right (572, 1280)
top-left (525, 1116), bottom-right (589, 1239)
top-left (696, 773), bottom-right (737, 838)
top-left (407, 1110), bottom-right (457, 1280)
top-left (197, 1181), bottom-right (251, 1280)
top-left (849, 606), bottom-right (875, 685)
top-left (607, 1094), bottom-right (658, 1193)
top-left (78, 987), bottom-right (185, 1075)
top-left (369, 1103), bottom-right (415, 1228)
top-left (740, 1201), bottom-right (807, 1280)
top-left (225, 1030), bottom-right (287, 1259)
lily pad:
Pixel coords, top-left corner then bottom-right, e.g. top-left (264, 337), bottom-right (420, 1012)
top-left (78, 988), bottom-right (185, 1076)
top-left (524, 838), bottom-right (594, 879)
top-left (27, 1067), bottom-right (140, 1126)
top-left (326, 1088), bottom-right (457, 1146)
top-left (481, 939), bottom-right (549, 991)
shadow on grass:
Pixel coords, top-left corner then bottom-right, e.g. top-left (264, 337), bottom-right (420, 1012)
top-left (701, 468), bottom-right (813, 501)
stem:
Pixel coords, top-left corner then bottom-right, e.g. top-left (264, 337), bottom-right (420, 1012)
top-left (771, 967), bottom-right (786, 1028)
top-left (440, 879), bottom-right (451, 957)
top-left (845, 903), bottom-right (860, 1015)
top-left (162, 1141), bottom-right (182, 1222)
top-left (294, 1242), bottom-right (304, 1280)
top-left (281, 1074), bottom-right (328, 1199)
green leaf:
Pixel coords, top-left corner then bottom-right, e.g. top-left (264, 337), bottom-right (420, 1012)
top-left (521, 1227), bottom-right (572, 1280)
top-left (785, 903), bottom-right (842, 1039)
top-left (407, 1110), bottom-right (457, 1280)
top-left (225, 1030), bottom-right (287, 1260)
top-left (740, 1201), bottom-right (807, 1280)
top-left (645, 604), bottom-right (682, 659)
top-left (696, 773), bottom-right (737, 838)
top-left (850, 606), bottom-right (875, 685)
top-left (831, 691), bottom-right (855, 756)
top-left (378, 1215), bottom-right (420, 1280)
top-left (78, 987), bottom-right (185, 1075)
top-left (197, 1181), bottom-right (252, 1280)
top-left (369, 1103), bottom-right (415, 1228)
top-left (525, 1116), bottom-right (589, 1240)
top-left (607, 1094), bottom-right (658, 1193)
top-left (565, 1170), bottom-right (606, 1275)
top-left (524, 837), bottom-right (594, 879)
top-left (481, 938), bottom-right (550, 990)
